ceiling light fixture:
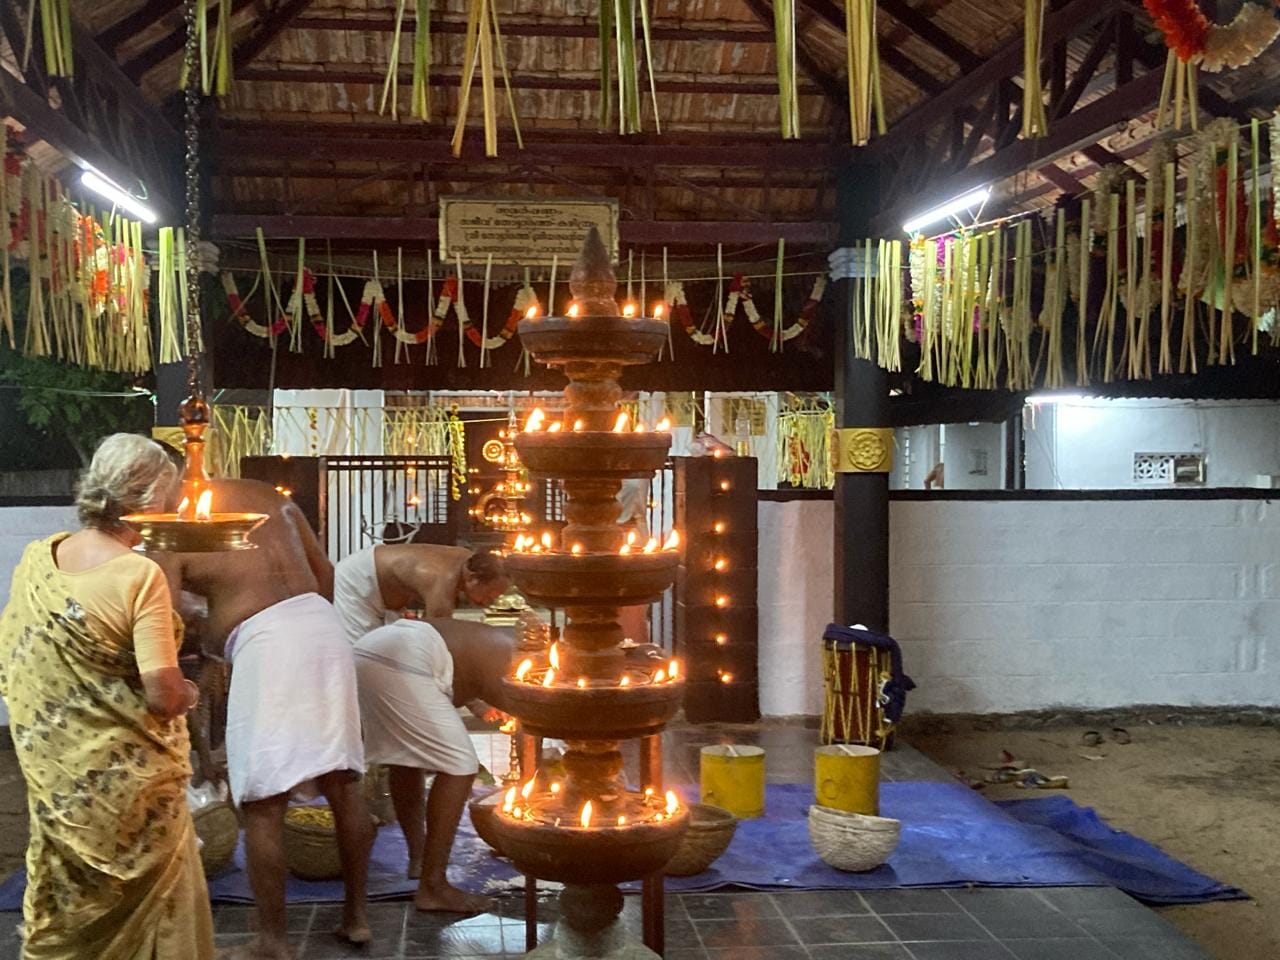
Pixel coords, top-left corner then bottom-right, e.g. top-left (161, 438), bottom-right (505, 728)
top-left (902, 186), bottom-right (991, 235)
top-left (80, 170), bottom-right (159, 225)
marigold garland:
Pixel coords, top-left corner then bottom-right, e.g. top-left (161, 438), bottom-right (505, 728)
top-left (1144, 0), bottom-right (1280, 71)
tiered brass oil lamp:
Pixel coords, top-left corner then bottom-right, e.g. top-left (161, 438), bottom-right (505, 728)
top-left (121, 0), bottom-right (265, 552)
top-left (491, 229), bottom-right (687, 959)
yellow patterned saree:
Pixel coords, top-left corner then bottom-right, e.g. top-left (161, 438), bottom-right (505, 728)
top-left (0, 537), bottom-right (213, 960)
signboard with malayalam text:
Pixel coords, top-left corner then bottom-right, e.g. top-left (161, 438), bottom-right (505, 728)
top-left (438, 197), bottom-right (620, 267)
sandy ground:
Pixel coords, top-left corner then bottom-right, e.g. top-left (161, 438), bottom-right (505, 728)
top-left (910, 722), bottom-right (1280, 960)
top-left (0, 723), bottom-right (1276, 960)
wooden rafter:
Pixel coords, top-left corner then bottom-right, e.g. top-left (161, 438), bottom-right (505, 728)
top-left (293, 16), bottom-right (777, 44)
top-left (878, 0), bottom-right (980, 71)
top-left (210, 215), bottom-right (837, 245)
top-left (122, 0), bottom-right (254, 79)
top-left (96, 0), bottom-right (181, 52)
top-left (234, 0), bottom-right (316, 71)
top-left (741, 0), bottom-right (848, 107)
top-left (793, 0), bottom-right (944, 96)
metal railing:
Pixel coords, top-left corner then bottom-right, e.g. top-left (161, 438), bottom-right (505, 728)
top-left (322, 455), bottom-right (457, 561)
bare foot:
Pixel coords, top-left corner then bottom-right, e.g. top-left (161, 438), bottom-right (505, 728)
top-left (333, 923), bottom-right (373, 946)
top-left (408, 858), bottom-right (422, 880)
top-left (414, 884), bottom-right (494, 914)
top-left (216, 938), bottom-right (294, 960)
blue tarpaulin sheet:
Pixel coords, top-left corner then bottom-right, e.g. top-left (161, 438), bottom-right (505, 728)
top-left (0, 782), bottom-right (1244, 909)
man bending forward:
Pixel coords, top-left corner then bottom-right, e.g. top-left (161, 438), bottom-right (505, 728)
top-left (353, 618), bottom-right (514, 913)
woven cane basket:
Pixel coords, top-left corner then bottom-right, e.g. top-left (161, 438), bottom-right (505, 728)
top-left (192, 801), bottom-right (240, 877)
top-left (283, 805), bottom-right (343, 881)
top-left (664, 803), bottom-right (737, 877)
top-left (807, 804), bottom-right (900, 873)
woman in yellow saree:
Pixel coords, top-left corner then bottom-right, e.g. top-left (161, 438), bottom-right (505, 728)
top-left (0, 434), bottom-right (214, 960)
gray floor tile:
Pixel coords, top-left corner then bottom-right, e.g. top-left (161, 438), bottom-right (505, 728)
top-left (1034, 888), bottom-right (1144, 915)
top-left (693, 917), bottom-right (801, 948)
top-left (772, 889), bottom-right (870, 917)
top-left (791, 914), bottom-right (897, 945)
top-left (297, 929), bottom-right (403, 959)
top-left (883, 913), bottom-right (993, 942)
top-left (948, 889), bottom-right (1054, 914)
top-left (1096, 936), bottom-right (1212, 960)
top-left (681, 893), bottom-right (780, 921)
top-left (862, 889), bottom-right (965, 914)
top-left (905, 942), bottom-right (1017, 960)
top-left (401, 921), bottom-right (510, 957)
top-left (810, 946), bottom-right (915, 960)
top-left (1005, 938), bottom-right (1120, 960)
top-left (969, 910), bottom-right (1089, 940)
top-left (705, 948), bottom-right (811, 960)
top-left (664, 950), bottom-right (710, 960)
top-left (1074, 909), bottom-right (1179, 938)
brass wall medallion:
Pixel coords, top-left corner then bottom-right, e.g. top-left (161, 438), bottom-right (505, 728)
top-left (832, 428), bottom-right (894, 473)
top-left (482, 438), bottom-right (507, 463)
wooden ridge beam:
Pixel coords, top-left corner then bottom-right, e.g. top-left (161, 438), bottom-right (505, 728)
top-left (863, 0), bottom-right (1114, 159)
top-left (292, 15), bottom-right (776, 43)
top-left (96, 0), bottom-right (182, 52)
top-left (210, 214), bottom-right (838, 245)
top-left (214, 131), bottom-right (846, 168)
top-left (122, 0), bottom-right (254, 78)
top-left (878, 0), bottom-right (981, 70)
top-left (872, 66), bottom-right (1164, 231)
top-left (235, 67), bottom-right (825, 97)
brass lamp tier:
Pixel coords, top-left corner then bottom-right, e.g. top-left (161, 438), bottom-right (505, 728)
top-left (500, 676), bottom-right (685, 741)
top-left (515, 432), bottom-right (671, 480)
top-left (504, 552), bottom-right (677, 608)
top-left (120, 512), bottom-right (267, 552)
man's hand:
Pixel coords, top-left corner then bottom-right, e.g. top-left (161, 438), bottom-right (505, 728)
top-left (466, 699), bottom-right (508, 727)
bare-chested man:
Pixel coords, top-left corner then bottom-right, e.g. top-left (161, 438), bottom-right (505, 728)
top-left (352, 618), bottom-right (514, 913)
top-left (332, 543), bottom-right (510, 644)
top-left (150, 479), bottom-right (373, 959)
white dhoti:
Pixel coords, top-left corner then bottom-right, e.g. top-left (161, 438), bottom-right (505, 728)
top-left (353, 620), bottom-right (478, 776)
top-left (225, 593), bottom-right (365, 805)
top-left (333, 545), bottom-right (391, 644)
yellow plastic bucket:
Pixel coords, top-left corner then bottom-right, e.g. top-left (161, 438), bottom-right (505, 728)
top-left (700, 745), bottom-right (766, 819)
top-left (814, 744), bottom-right (880, 816)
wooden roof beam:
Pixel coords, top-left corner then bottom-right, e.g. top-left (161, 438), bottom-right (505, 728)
top-left (741, 0), bottom-right (848, 107)
top-left (95, 0), bottom-right (182, 53)
top-left (878, 0), bottom-right (981, 71)
top-left (234, 67), bottom-right (827, 97)
top-left (210, 215), bottom-right (838, 246)
top-left (292, 16), bottom-right (777, 44)
top-left (234, 0), bottom-right (316, 71)
top-left (122, 0), bottom-right (254, 79)
top-left (793, 0), bottom-right (945, 95)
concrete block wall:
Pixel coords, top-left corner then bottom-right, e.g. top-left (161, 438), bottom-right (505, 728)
top-left (759, 497), bottom-right (1280, 717)
top-left (891, 498), bottom-right (1280, 712)
top-left (0, 506), bottom-right (78, 724)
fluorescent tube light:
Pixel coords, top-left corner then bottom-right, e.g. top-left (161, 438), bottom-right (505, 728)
top-left (902, 186), bottom-right (991, 235)
top-left (79, 171), bottom-right (159, 224)
top-left (1025, 392), bottom-right (1090, 405)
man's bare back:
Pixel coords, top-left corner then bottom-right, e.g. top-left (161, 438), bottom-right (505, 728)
top-left (374, 544), bottom-right (471, 615)
top-left (424, 619), bottom-right (516, 711)
top-left (150, 479), bottom-right (333, 650)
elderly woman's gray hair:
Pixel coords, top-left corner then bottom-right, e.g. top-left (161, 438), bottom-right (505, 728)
top-left (75, 433), bottom-right (179, 529)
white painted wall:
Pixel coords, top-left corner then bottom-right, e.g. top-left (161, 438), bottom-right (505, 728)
top-left (759, 496), bottom-right (1280, 716)
top-left (1025, 398), bottom-right (1280, 489)
top-left (0, 506), bottom-right (79, 724)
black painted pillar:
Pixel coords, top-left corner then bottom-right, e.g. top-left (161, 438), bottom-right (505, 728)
top-left (153, 362), bottom-right (189, 426)
top-left (829, 162), bottom-right (890, 633)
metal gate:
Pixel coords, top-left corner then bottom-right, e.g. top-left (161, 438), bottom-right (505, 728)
top-left (322, 455), bottom-right (458, 561)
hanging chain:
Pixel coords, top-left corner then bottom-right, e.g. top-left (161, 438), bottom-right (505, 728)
top-left (182, 0), bottom-right (203, 402)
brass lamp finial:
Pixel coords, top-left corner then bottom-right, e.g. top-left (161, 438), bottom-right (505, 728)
top-left (568, 227), bottom-right (618, 317)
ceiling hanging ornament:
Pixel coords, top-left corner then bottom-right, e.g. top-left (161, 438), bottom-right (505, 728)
top-left (123, 0), bottom-right (265, 552)
top-left (1022, 0), bottom-right (1048, 138)
top-left (844, 0), bottom-right (886, 146)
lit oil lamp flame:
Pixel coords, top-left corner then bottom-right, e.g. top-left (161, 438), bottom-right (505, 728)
top-left (195, 489), bottom-right (213, 521)
top-left (653, 303), bottom-right (665, 319)
top-left (524, 408), bottom-right (546, 432)
top-left (499, 718), bottom-right (518, 734)
top-left (612, 411), bottom-right (629, 432)
top-left (503, 787), bottom-right (516, 812)
top-left (635, 422), bottom-right (648, 433)
top-left (549, 642), bottom-right (561, 671)
top-left (669, 659), bottom-right (679, 679)
top-left (178, 496), bottom-right (190, 515)
top-left (573, 419), bottom-right (585, 432)
top-left (525, 304), bottom-right (540, 320)
top-left (626, 531), bottom-right (638, 546)
top-left (567, 303), bottom-right (580, 318)
top-left (720, 672), bottom-right (734, 684)
top-left (521, 778), bottom-right (535, 800)
top-left (714, 633), bottom-right (728, 645)
top-left (622, 302), bottom-right (636, 318)
top-left (619, 674), bottom-right (631, 687)
top-left (548, 422), bottom-right (563, 433)
top-left (515, 659), bottom-right (534, 681)
top-left (542, 668), bottom-right (556, 687)
top-left (541, 532), bottom-right (553, 550)
top-left (715, 595), bottom-right (730, 609)
top-left (719, 480), bottom-right (731, 492)
top-left (713, 521), bottom-right (726, 534)
top-left (656, 417), bottom-right (671, 432)
top-left (619, 542), bottom-right (632, 556)
top-left (666, 790), bottom-right (679, 815)
top-left (576, 677), bottom-right (587, 688)
top-left (714, 557), bottom-right (728, 572)
top-left (663, 529), bottom-right (681, 551)
top-left (407, 493), bottom-right (421, 507)
top-left (642, 537), bottom-right (659, 555)
top-left (580, 801), bottom-right (593, 828)
top-left (654, 669), bottom-right (666, 683)
top-left (571, 542), bottom-right (583, 556)
top-left (617, 815), bottom-right (628, 826)
top-left (644, 787), bottom-right (654, 798)
top-left (550, 782), bottom-right (561, 796)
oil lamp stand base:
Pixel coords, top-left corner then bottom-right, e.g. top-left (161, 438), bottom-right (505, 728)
top-left (526, 884), bottom-right (660, 959)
